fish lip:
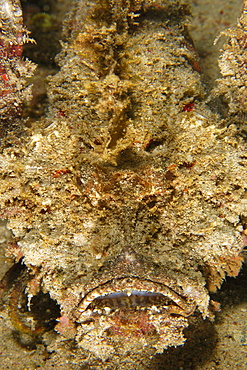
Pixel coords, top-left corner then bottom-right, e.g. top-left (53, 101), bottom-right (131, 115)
top-left (76, 276), bottom-right (196, 319)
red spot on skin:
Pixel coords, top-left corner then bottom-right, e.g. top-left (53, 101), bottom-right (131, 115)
top-left (57, 109), bottom-right (65, 117)
top-left (1, 73), bottom-right (8, 82)
top-left (0, 41), bottom-right (23, 58)
top-left (183, 102), bottom-right (195, 112)
top-left (0, 90), bottom-right (11, 97)
top-left (53, 169), bottom-right (70, 178)
top-left (192, 60), bottom-right (201, 72)
top-left (9, 44), bottom-right (23, 58)
top-left (167, 164), bottom-right (176, 171)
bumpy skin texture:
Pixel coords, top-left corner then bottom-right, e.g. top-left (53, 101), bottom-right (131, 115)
top-left (0, 0), bottom-right (35, 131)
top-left (0, 0), bottom-right (246, 368)
top-left (216, 0), bottom-right (247, 118)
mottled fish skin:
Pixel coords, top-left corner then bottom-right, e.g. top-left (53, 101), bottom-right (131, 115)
top-left (0, 0), bottom-right (35, 131)
top-left (0, 0), bottom-right (23, 37)
top-left (215, 0), bottom-right (247, 119)
top-left (0, 0), bottom-right (246, 369)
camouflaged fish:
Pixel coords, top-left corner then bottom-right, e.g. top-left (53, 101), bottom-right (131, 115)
top-left (0, 0), bottom-right (246, 368)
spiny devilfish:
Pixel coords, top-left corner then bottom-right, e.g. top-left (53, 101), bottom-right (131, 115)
top-left (0, 0), bottom-right (246, 369)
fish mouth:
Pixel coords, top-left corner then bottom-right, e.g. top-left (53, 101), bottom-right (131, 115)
top-left (77, 276), bottom-right (195, 319)
top-left (75, 276), bottom-right (198, 357)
